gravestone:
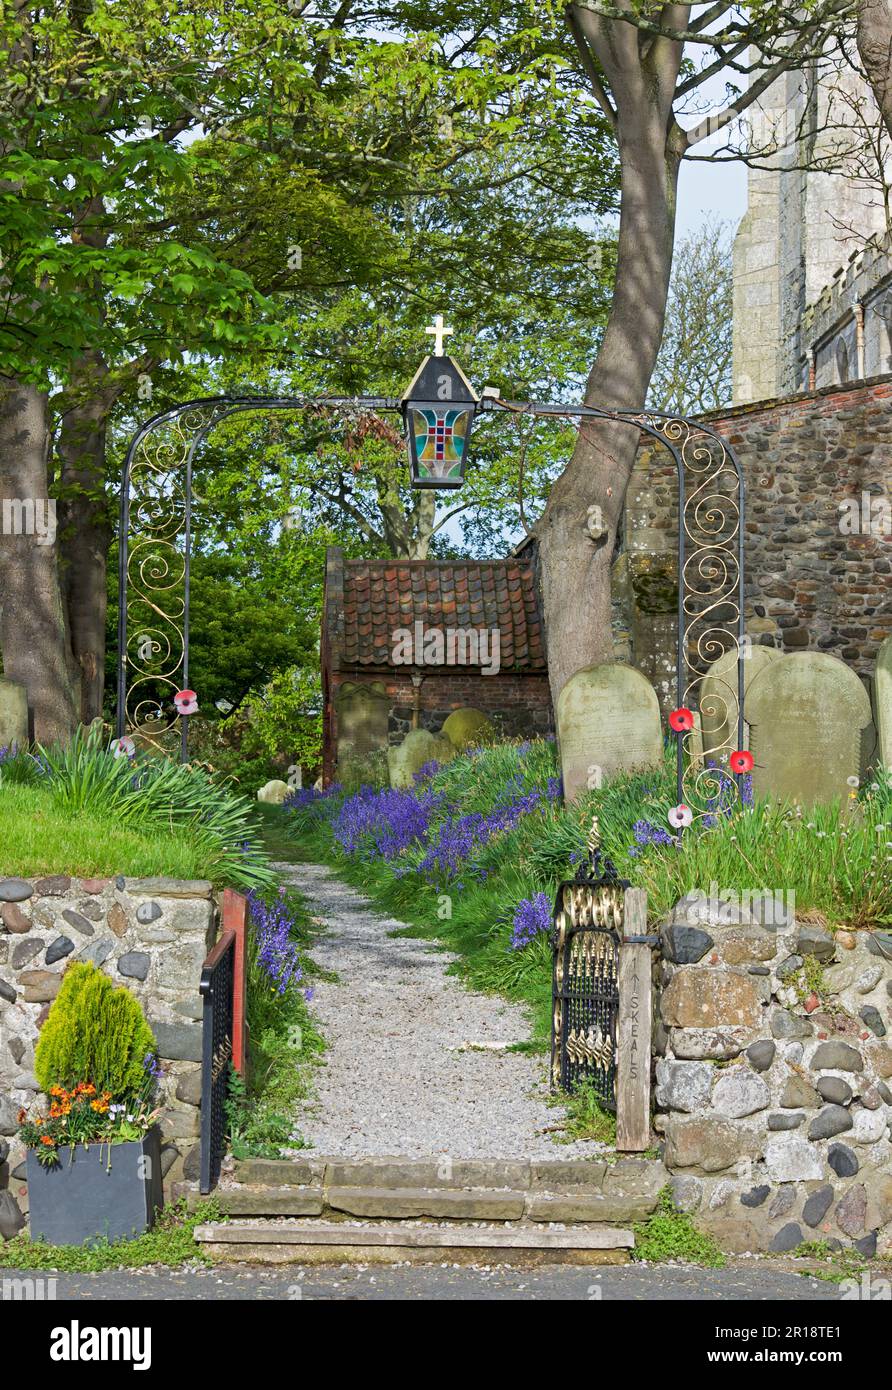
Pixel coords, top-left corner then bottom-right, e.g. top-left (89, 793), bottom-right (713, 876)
top-left (745, 653), bottom-right (872, 806)
top-left (257, 779), bottom-right (289, 804)
top-left (876, 636), bottom-right (892, 772)
top-left (387, 728), bottom-right (454, 789)
top-left (0, 678), bottom-right (28, 750)
top-left (441, 707), bottom-right (493, 751)
top-left (557, 662), bottom-right (663, 803)
top-left (334, 681), bottom-right (389, 762)
top-left (700, 644), bottom-right (781, 764)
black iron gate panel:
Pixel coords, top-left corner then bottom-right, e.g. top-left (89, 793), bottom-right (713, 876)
top-left (551, 819), bottom-right (626, 1107)
top-left (199, 929), bottom-right (235, 1194)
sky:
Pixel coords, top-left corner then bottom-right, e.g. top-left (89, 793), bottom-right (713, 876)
top-left (677, 154), bottom-right (748, 240)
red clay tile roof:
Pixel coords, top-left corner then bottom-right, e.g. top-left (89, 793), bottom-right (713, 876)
top-left (328, 550), bottom-right (546, 671)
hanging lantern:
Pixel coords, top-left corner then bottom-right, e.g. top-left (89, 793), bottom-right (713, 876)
top-left (401, 316), bottom-right (479, 489)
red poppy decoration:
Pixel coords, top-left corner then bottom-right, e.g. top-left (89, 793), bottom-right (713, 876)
top-left (668, 707), bottom-right (695, 733)
top-left (729, 749), bottom-right (754, 775)
top-left (173, 689), bottom-right (198, 716)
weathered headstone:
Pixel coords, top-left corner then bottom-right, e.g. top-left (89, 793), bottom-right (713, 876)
top-left (0, 678), bottom-right (28, 750)
top-left (441, 707), bottom-right (493, 751)
top-left (745, 653), bottom-right (872, 806)
top-left (334, 680), bottom-right (389, 761)
top-left (257, 779), bottom-right (290, 804)
top-left (700, 644), bottom-right (781, 764)
top-left (876, 636), bottom-right (892, 772)
top-left (387, 728), bottom-right (454, 788)
top-left (557, 663), bottom-right (663, 802)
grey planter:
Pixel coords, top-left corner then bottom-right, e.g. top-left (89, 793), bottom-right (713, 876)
top-left (26, 1126), bottom-right (163, 1246)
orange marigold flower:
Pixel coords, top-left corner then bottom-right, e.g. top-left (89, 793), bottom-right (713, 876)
top-left (40, 1135), bottom-right (55, 1147)
top-left (49, 1086), bottom-right (65, 1098)
top-left (90, 1099), bottom-right (109, 1113)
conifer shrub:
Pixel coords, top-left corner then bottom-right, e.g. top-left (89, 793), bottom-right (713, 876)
top-left (34, 962), bottom-right (157, 1098)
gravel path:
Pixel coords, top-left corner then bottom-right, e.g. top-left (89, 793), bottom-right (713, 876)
top-left (278, 861), bottom-right (606, 1159)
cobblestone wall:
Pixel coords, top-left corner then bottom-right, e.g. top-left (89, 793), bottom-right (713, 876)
top-left (654, 893), bottom-right (892, 1255)
top-left (0, 875), bottom-right (219, 1205)
top-left (621, 378), bottom-right (892, 687)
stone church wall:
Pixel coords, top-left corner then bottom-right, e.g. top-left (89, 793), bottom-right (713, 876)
top-left (618, 377), bottom-right (892, 683)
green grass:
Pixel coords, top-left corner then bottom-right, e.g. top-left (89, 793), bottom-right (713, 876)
top-left (548, 1080), bottom-right (617, 1145)
top-left (632, 1189), bottom-right (726, 1266)
top-left (265, 738), bottom-right (892, 1091)
top-left (227, 883), bottom-right (327, 1157)
top-left (0, 783), bottom-right (226, 880)
top-left (627, 797), bottom-right (892, 929)
top-left (0, 1198), bottom-right (220, 1270)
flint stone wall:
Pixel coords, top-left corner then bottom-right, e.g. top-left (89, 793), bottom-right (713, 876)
top-left (654, 891), bottom-right (892, 1255)
top-left (0, 874), bottom-right (219, 1202)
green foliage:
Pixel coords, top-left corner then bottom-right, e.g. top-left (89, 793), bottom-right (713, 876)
top-left (0, 1199), bottom-right (219, 1270)
top-left (627, 795), bottom-right (892, 929)
top-left (550, 1081), bottom-right (617, 1145)
top-left (0, 782), bottom-right (248, 883)
top-left (633, 1190), bottom-right (726, 1267)
top-left (32, 730), bottom-right (276, 891)
top-left (34, 963), bottom-right (156, 1099)
top-left (790, 1241), bottom-right (867, 1283)
top-left (228, 885), bottom-right (326, 1158)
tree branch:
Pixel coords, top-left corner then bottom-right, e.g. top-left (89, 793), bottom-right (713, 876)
top-left (565, 4), bottom-right (618, 129)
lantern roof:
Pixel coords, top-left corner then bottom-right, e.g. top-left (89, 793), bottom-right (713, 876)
top-left (400, 354), bottom-right (479, 406)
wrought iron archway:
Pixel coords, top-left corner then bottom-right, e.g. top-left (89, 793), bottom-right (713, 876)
top-left (115, 392), bottom-right (746, 820)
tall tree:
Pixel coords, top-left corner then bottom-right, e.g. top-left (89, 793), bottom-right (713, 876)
top-left (858, 0), bottom-right (892, 134)
top-left (535, 0), bottom-right (853, 703)
top-left (648, 216), bottom-right (733, 415)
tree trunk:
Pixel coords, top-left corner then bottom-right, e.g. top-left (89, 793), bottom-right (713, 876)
top-left (0, 379), bottom-right (79, 743)
top-left (57, 353), bottom-right (116, 723)
top-left (538, 111), bottom-right (684, 705)
top-left (858, 0), bottom-right (892, 139)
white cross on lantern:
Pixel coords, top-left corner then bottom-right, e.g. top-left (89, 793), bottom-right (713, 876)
top-left (424, 314), bottom-right (453, 357)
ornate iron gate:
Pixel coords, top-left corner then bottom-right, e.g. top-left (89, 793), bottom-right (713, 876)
top-left (551, 820), bottom-right (627, 1104)
top-left (199, 928), bottom-right (235, 1194)
top-left (116, 393), bottom-right (745, 817)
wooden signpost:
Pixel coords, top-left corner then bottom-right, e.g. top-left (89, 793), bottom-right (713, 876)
top-left (616, 887), bottom-right (653, 1151)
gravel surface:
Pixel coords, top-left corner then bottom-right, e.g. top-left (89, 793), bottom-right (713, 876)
top-left (279, 861), bottom-right (606, 1159)
top-left (0, 1262), bottom-right (845, 1301)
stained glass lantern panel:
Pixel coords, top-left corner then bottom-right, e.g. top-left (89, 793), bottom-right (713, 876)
top-left (407, 405), bottom-right (474, 488)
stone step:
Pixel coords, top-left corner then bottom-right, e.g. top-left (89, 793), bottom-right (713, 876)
top-left (326, 1186), bottom-right (527, 1220)
top-left (177, 1180), bottom-right (657, 1223)
top-left (232, 1154), bottom-right (661, 1193)
top-left (178, 1185), bottom-right (324, 1217)
top-left (193, 1218), bottom-right (635, 1266)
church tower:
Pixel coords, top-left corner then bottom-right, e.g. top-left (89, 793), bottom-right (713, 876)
top-left (732, 55), bottom-right (889, 404)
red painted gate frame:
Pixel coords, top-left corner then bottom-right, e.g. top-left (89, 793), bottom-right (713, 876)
top-left (221, 888), bottom-right (249, 1072)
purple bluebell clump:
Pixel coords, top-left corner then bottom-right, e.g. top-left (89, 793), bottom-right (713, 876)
top-left (417, 788), bottom-right (545, 883)
top-left (627, 817), bottom-right (675, 859)
top-left (331, 784), bottom-right (444, 860)
top-left (510, 893), bottom-right (552, 950)
top-left (246, 890), bottom-right (305, 996)
top-left (284, 782), bottom-right (342, 811)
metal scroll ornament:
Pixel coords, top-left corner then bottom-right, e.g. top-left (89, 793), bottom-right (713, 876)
top-left (551, 818), bottom-right (626, 1103)
top-left (119, 404), bottom-right (225, 747)
top-left (639, 415), bottom-right (746, 824)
